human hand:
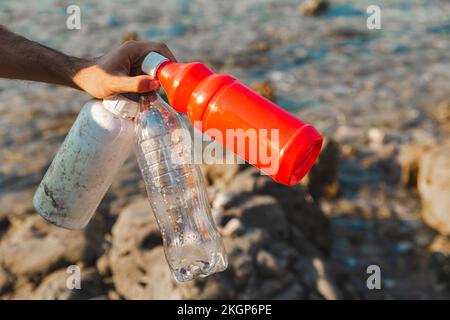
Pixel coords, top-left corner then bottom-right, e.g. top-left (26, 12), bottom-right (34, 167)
top-left (72, 40), bottom-right (176, 99)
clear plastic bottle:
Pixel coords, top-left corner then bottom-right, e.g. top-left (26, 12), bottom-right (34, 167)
top-left (134, 92), bottom-right (227, 282)
top-left (33, 95), bottom-right (139, 229)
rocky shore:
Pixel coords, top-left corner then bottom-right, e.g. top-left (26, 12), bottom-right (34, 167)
top-left (1, 0), bottom-right (449, 299)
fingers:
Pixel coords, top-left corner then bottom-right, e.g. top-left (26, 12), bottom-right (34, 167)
top-left (113, 75), bottom-right (160, 94)
top-left (142, 42), bottom-right (177, 62)
top-left (97, 40), bottom-right (176, 96)
top-left (120, 40), bottom-right (177, 63)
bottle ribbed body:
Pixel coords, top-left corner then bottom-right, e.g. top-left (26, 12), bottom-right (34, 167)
top-left (33, 98), bottom-right (136, 229)
top-left (134, 93), bottom-right (227, 282)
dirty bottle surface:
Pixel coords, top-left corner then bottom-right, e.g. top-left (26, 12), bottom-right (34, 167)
top-left (33, 95), bottom-right (138, 229)
top-left (134, 92), bottom-right (227, 282)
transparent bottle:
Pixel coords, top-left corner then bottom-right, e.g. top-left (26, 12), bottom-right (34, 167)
top-left (33, 95), bottom-right (139, 229)
top-left (134, 92), bottom-right (227, 282)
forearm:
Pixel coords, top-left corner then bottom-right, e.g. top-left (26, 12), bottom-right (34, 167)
top-left (0, 25), bottom-right (175, 98)
top-left (0, 25), bottom-right (89, 89)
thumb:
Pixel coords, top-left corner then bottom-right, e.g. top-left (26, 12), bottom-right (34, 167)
top-left (113, 75), bottom-right (160, 94)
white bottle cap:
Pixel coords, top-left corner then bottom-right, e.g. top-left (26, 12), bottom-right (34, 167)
top-left (142, 52), bottom-right (169, 78)
top-left (102, 94), bottom-right (139, 119)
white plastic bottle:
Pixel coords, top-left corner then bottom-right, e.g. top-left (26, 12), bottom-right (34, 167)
top-left (134, 92), bottom-right (228, 282)
top-left (33, 95), bottom-right (139, 229)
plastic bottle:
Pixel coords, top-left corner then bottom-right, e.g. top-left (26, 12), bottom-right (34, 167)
top-left (142, 53), bottom-right (323, 186)
top-left (33, 95), bottom-right (139, 229)
top-left (134, 92), bottom-right (227, 282)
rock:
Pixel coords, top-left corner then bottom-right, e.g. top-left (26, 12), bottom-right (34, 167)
top-left (0, 214), bottom-right (104, 279)
top-left (222, 52), bottom-right (271, 69)
top-left (430, 235), bottom-right (450, 255)
top-left (0, 188), bottom-right (35, 228)
top-left (211, 207), bottom-right (224, 226)
top-left (221, 218), bottom-right (244, 237)
top-left (272, 282), bottom-right (304, 299)
top-left (429, 236), bottom-right (450, 291)
top-left (121, 32), bottom-right (138, 43)
top-left (313, 258), bottom-right (338, 300)
top-left (212, 192), bottom-right (234, 210)
top-left (222, 229), bottom-right (268, 293)
top-left (415, 227), bottom-right (436, 248)
top-left (265, 188), bottom-right (330, 253)
top-left (110, 198), bottom-right (160, 249)
top-left (395, 241), bottom-right (413, 254)
top-left (328, 27), bottom-right (370, 39)
top-left (298, 0), bottom-right (329, 16)
top-left (224, 195), bottom-right (289, 240)
top-left (108, 290), bottom-right (121, 300)
top-left (318, 279), bottom-right (342, 299)
top-left (231, 252), bottom-right (254, 286)
top-left (334, 125), bottom-right (363, 143)
top-left (211, 192), bottom-right (232, 225)
top-left (37, 111), bottom-right (78, 139)
top-left (429, 100), bottom-right (450, 133)
top-left (105, 173), bottom-right (335, 300)
top-left (246, 40), bottom-right (271, 54)
top-left (108, 166), bottom-right (334, 300)
top-left (301, 137), bottom-right (340, 199)
top-left (250, 81), bottom-right (276, 102)
top-left (367, 128), bottom-right (385, 148)
top-left (0, 267), bottom-right (9, 294)
top-left (226, 167), bottom-right (331, 254)
top-left (296, 257), bottom-right (339, 300)
top-left (226, 166), bottom-right (260, 196)
top-left (200, 160), bottom-right (242, 191)
top-left (254, 273), bottom-right (298, 299)
top-left (398, 143), bottom-right (432, 187)
top-left (418, 143), bottom-right (450, 235)
top-left (177, 229), bottom-right (270, 300)
top-left (109, 198), bottom-right (181, 299)
top-left (256, 250), bottom-right (280, 276)
top-left (113, 245), bottom-right (179, 300)
top-left (96, 253), bottom-right (111, 277)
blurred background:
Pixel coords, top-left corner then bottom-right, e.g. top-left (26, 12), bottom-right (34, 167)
top-left (0, 0), bottom-right (449, 299)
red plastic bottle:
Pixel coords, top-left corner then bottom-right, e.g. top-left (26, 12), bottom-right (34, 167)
top-left (142, 53), bottom-right (323, 186)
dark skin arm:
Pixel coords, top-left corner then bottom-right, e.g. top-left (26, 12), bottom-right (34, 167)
top-left (0, 25), bottom-right (177, 98)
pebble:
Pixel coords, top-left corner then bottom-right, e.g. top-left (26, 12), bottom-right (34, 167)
top-left (221, 218), bottom-right (244, 237)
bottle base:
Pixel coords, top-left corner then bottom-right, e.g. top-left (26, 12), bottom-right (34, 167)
top-left (171, 252), bottom-right (228, 283)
